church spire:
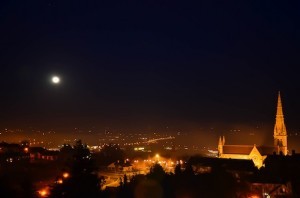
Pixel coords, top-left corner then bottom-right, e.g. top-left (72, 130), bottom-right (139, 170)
top-left (274, 91), bottom-right (286, 136)
top-left (276, 91), bottom-right (283, 117)
top-left (218, 136), bottom-right (222, 145)
top-left (274, 91), bottom-right (288, 155)
top-left (218, 136), bottom-right (223, 156)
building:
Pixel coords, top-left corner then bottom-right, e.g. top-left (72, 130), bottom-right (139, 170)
top-left (0, 142), bottom-right (30, 163)
top-left (247, 181), bottom-right (293, 198)
top-left (218, 92), bottom-right (288, 168)
top-left (29, 147), bottom-right (59, 161)
top-left (189, 156), bottom-right (256, 178)
top-left (107, 160), bottom-right (133, 172)
top-left (273, 92), bottom-right (288, 155)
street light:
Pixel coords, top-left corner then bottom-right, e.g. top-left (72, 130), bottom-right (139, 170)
top-left (63, 172), bottom-right (69, 179)
top-left (57, 179), bottom-right (63, 184)
top-left (38, 188), bottom-right (49, 197)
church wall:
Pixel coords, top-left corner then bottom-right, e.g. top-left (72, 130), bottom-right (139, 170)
top-left (220, 154), bottom-right (250, 160)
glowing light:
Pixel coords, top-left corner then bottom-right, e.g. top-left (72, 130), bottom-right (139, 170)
top-left (38, 188), bottom-right (49, 197)
top-left (24, 147), bottom-right (29, 152)
top-left (52, 76), bottom-right (60, 84)
top-left (63, 172), bottom-right (69, 178)
top-left (249, 195), bottom-right (260, 198)
top-left (155, 154), bottom-right (160, 158)
top-left (57, 179), bottom-right (63, 184)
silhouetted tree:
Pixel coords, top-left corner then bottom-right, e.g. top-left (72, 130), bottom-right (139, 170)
top-left (124, 174), bottom-right (128, 185)
top-left (98, 143), bottom-right (124, 165)
top-left (58, 143), bottom-right (74, 164)
top-left (20, 140), bottom-right (30, 148)
top-left (50, 140), bottom-right (103, 198)
top-left (0, 173), bottom-right (36, 198)
top-left (147, 163), bottom-right (166, 182)
top-left (174, 164), bottom-right (182, 176)
top-left (209, 165), bottom-right (237, 198)
top-left (183, 163), bottom-right (194, 176)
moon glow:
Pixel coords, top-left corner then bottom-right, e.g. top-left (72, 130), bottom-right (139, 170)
top-left (52, 76), bottom-right (60, 84)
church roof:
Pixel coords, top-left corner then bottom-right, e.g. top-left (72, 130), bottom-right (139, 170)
top-left (223, 145), bottom-right (278, 156)
top-left (223, 145), bottom-right (254, 155)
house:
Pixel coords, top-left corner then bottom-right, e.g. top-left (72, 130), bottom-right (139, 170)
top-left (188, 156), bottom-right (257, 180)
top-left (107, 161), bottom-right (133, 172)
top-left (29, 147), bottom-right (59, 161)
top-left (107, 162), bottom-right (117, 171)
top-left (122, 163), bottom-right (133, 172)
top-left (0, 142), bottom-right (30, 163)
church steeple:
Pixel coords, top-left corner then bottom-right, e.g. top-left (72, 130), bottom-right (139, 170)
top-left (274, 91), bottom-right (288, 155)
top-left (218, 136), bottom-right (222, 146)
top-left (218, 136), bottom-right (224, 157)
top-left (276, 91), bottom-right (284, 119)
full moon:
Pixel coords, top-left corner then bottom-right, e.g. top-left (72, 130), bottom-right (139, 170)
top-left (52, 76), bottom-right (60, 84)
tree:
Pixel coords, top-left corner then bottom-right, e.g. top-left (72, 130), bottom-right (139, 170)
top-left (183, 163), bottom-right (194, 176)
top-left (147, 163), bottom-right (166, 182)
top-left (97, 143), bottom-right (125, 165)
top-left (20, 140), bottom-right (30, 148)
top-left (50, 140), bottom-right (103, 198)
top-left (174, 164), bottom-right (182, 176)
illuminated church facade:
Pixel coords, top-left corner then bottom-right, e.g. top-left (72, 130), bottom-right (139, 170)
top-left (218, 92), bottom-right (288, 168)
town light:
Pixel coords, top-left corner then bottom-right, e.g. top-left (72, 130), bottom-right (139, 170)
top-left (38, 188), bottom-right (49, 197)
top-left (249, 195), bottom-right (260, 198)
top-left (63, 172), bottom-right (69, 178)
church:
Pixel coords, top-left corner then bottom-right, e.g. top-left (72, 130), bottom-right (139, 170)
top-left (217, 92), bottom-right (288, 168)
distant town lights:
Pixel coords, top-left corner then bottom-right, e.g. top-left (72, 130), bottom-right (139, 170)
top-left (38, 188), bottom-right (49, 197)
top-left (57, 179), bottom-right (63, 184)
top-left (63, 172), bottom-right (69, 178)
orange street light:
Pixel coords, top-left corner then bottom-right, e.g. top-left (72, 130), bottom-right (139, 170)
top-left (63, 172), bottom-right (69, 178)
top-left (38, 188), bottom-right (49, 197)
top-left (57, 179), bottom-right (63, 184)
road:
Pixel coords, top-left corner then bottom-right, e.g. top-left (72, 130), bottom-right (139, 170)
top-left (99, 171), bottom-right (137, 190)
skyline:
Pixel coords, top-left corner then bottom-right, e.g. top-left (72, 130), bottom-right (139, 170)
top-left (1, 1), bottom-right (300, 133)
top-left (1, 2), bottom-right (300, 198)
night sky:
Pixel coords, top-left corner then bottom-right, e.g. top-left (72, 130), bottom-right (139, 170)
top-left (1, 1), bottom-right (300, 133)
